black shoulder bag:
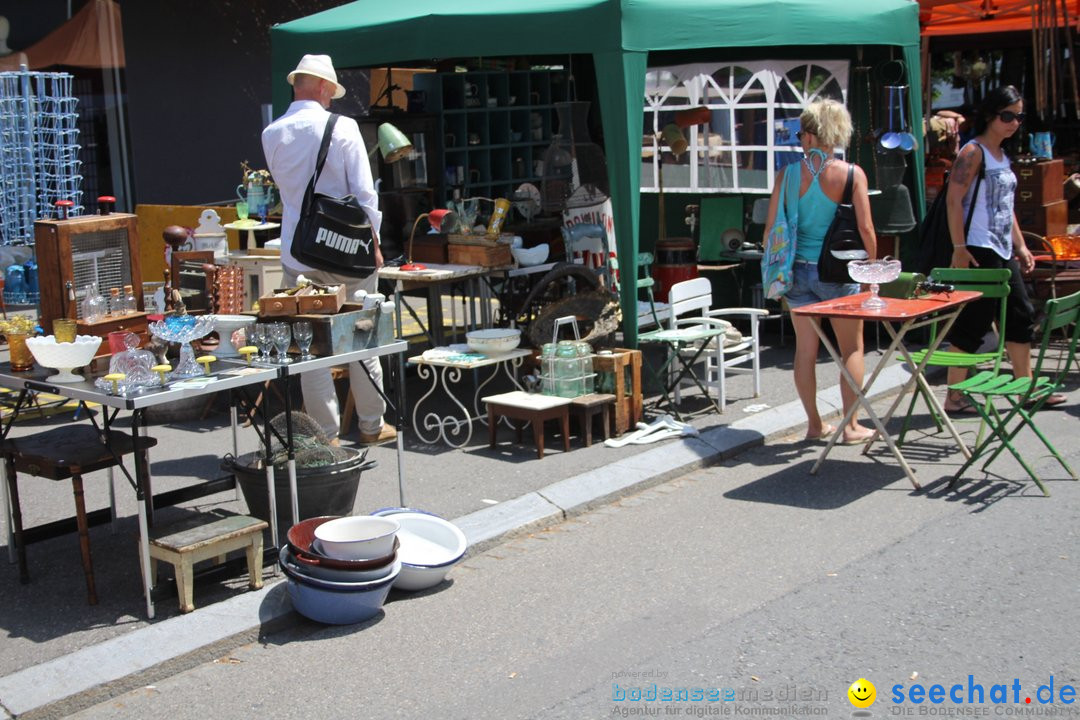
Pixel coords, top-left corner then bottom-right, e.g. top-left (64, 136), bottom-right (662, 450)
top-left (909, 145), bottom-right (984, 276)
top-left (817, 164), bottom-right (868, 283)
top-left (290, 113), bottom-right (378, 278)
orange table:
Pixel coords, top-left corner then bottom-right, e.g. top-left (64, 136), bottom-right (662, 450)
top-left (792, 290), bottom-right (981, 489)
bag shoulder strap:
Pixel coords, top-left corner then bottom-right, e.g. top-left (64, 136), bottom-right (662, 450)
top-left (783, 162), bottom-right (801, 223)
top-left (841, 163), bottom-right (854, 205)
top-left (301, 113), bottom-right (340, 218)
top-left (962, 144), bottom-right (984, 239)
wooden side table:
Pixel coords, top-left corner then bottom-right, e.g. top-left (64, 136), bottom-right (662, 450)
top-left (483, 391), bottom-right (572, 459)
top-left (570, 393), bottom-right (617, 447)
top-left (148, 513), bottom-right (267, 613)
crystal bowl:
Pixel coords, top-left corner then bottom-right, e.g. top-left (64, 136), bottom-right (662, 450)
top-left (25, 335), bottom-right (102, 383)
top-left (847, 258), bottom-right (902, 285)
top-left (465, 328), bottom-right (521, 354)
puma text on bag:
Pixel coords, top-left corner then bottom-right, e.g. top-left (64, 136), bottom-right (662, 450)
top-left (291, 113), bottom-right (378, 277)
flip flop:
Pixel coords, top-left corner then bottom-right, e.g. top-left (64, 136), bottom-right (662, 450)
top-left (804, 423), bottom-right (836, 442)
top-left (944, 402), bottom-right (980, 416)
top-left (1027, 392), bottom-right (1067, 409)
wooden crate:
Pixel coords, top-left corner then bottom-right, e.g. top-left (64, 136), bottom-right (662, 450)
top-left (290, 306), bottom-right (379, 357)
top-left (592, 348), bottom-right (642, 436)
top-left (1016, 199), bottom-right (1067, 237)
top-left (448, 242), bottom-right (512, 267)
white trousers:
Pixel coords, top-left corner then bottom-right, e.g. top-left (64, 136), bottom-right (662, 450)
top-left (283, 268), bottom-right (385, 438)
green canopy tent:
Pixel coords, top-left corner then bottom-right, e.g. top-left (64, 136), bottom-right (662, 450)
top-left (270, 0), bottom-right (922, 345)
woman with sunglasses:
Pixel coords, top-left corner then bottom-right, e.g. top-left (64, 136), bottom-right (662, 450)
top-left (942, 84), bottom-right (1065, 412)
top-left (764, 99), bottom-right (878, 443)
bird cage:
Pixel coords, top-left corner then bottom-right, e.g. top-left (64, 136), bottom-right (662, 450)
top-left (540, 101), bottom-right (609, 213)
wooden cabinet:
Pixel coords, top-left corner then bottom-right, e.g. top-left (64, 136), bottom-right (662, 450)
top-left (412, 69), bottom-right (570, 205)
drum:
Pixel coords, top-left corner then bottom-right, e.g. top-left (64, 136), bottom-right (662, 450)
top-left (653, 238), bottom-right (699, 302)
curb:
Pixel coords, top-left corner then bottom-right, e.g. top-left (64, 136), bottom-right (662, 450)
top-left (0, 364), bottom-right (911, 719)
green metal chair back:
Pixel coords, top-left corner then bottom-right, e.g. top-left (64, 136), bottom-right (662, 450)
top-left (897, 267), bottom-right (1013, 446)
top-left (950, 289), bottom-right (1080, 495)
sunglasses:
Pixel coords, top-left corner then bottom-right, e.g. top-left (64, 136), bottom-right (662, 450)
top-left (997, 111), bottom-right (1026, 123)
top-left (796, 130), bottom-right (813, 141)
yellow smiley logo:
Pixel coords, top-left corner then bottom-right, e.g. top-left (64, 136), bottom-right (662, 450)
top-left (848, 678), bottom-right (876, 708)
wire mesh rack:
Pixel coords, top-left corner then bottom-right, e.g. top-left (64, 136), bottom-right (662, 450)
top-left (0, 69), bottom-right (84, 247)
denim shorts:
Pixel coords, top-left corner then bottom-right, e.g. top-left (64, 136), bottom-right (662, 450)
top-left (784, 261), bottom-right (861, 309)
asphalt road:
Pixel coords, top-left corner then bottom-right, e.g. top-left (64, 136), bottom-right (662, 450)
top-left (62, 398), bottom-right (1080, 720)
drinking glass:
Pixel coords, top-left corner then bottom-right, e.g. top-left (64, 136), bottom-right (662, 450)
top-left (293, 321), bottom-right (314, 360)
top-left (271, 322), bottom-right (292, 363)
top-left (253, 323), bottom-right (273, 362)
top-left (53, 318), bottom-right (77, 343)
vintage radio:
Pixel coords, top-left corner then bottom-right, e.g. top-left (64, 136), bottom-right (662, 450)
top-left (34, 213), bottom-right (147, 346)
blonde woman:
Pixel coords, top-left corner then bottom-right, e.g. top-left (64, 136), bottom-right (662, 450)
top-left (764, 99), bottom-right (878, 443)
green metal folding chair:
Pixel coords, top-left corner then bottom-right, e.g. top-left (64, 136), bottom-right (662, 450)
top-left (897, 267), bottom-right (1012, 448)
top-left (949, 289), bottom-right (1080, 496)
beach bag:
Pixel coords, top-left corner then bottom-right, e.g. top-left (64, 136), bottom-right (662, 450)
top-left (817, 164), bottom-right (868, 283)
top-left (762, 164), bottom-right (799, 300)
top-left (291, 114), bottom-right (378, 278)
top-left (910, 145), bottom-right (983, 276)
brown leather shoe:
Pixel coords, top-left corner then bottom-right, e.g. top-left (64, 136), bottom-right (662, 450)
top-left (358, 425), bottom-right (398, 445)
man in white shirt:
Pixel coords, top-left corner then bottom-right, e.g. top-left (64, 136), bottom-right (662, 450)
top-left (262, 54), bottom-right (395, 445)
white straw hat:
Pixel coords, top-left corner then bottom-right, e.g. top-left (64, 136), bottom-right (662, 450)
top-left (287, 54), bottom-right (346, 100)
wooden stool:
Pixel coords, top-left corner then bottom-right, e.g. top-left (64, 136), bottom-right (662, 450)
top-left (569, 393), bottom-right (617, 447)
top-left (148, 513), bottom-right (267, 613)
top-left (483, 391), bottom-right (572, 459)
top-left (2, 425), bottom-right (157, 605)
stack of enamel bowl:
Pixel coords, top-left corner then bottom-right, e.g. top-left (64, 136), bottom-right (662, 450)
top-left (280, 515), bottom-right (401, 624)
top-left (370, 508), bottom-right (468, 591)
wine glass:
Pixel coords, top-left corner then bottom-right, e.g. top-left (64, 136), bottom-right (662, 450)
top-left (848, 258), bottom-right (903, 311)
top-left (270, 322), bottom-right (292, 364)
top-left (293, 321), bottom-right (314, 360)
top-left (252, 323), bottom-right (274, 362)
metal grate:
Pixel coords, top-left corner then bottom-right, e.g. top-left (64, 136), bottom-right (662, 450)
top-left (0, 69), bottom-right (84, 245)
top-left (70, 228), bottom-right (131, 320)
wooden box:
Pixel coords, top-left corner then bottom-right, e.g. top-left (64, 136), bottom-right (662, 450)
top-left (1016, 159), bottom-right (1064, 205)
top-left (1016, 199), bottom-right (1067, 237)
top-left (592, 348), bottom-right (643, 435)
top-left (259, 284), bottom-right (345, 317)
top-left (290, 306), bottom-right (379, 357)
top-left (410, 233), bottom-right (449, 264)
top-left (448, 242), bottom-right (512, 267)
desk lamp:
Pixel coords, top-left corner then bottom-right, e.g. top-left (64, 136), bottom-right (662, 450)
top-left (403, 209), bottom-right (457, 271)
top-left (376, 123), bottom-right (413, 163)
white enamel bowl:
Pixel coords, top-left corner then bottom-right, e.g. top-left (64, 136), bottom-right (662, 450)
top-left (25, 335), bottom-right (102, 383)
top-left (465, 328), bottom-right (521, 354)
top-left (371, 509), bottom-right (468, 591)
top-left (313, 515), bottom-right (400, 561)
top-left (511, 243), bottom-right (549, 267)
top-left (281, 559), bottom-right (401, 625)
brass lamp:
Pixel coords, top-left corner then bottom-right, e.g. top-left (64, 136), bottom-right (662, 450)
top-left (402, 209), bottom-right (456, 271)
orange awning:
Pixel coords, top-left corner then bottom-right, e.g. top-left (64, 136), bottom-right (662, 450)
top-left (22, 0), bottom-right (124, 69)
top-left (920, 0), bottom-right (1080, 36)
